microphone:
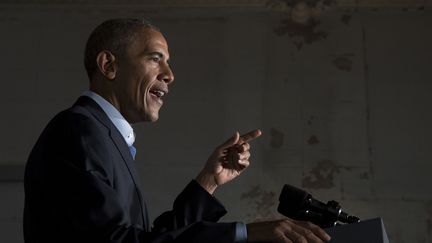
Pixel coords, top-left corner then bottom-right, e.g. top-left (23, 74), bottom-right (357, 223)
top-left (277, 184), bottom-right (360, 228)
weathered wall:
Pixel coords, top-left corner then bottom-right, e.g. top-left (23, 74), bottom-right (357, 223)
top-left (0, 4), bottom-right (431, 243)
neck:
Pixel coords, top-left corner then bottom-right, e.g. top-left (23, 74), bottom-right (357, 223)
top-left (89, 79), bottom-right (122, 115)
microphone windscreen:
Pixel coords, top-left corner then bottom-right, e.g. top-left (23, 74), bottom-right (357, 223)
top-left (278, 184), bottom-right (309, 217)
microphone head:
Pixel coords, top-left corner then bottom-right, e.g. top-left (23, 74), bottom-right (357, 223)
top-left (277, 184), bottom-right (361, 228)
top-left (277, 184), bottom-right (310, 217)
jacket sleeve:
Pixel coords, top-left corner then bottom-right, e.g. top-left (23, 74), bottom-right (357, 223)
top-left (152, 180), bottom-right (242, 242)
top-left (153, 180), bottom-right (229, 231)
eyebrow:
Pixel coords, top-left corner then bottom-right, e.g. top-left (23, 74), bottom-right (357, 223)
top-left (149, 52), bottom-right (163, 58)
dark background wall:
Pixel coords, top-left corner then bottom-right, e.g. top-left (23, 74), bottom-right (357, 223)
top-left (0, 1), bottom-right (431, 242)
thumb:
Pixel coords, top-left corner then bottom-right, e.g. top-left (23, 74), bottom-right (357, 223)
top-left (219, 131), bottom-right (240, 149)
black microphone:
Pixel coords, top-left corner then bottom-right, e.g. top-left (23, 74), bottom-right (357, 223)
top-left (277, 184), bottom-right (360, 228)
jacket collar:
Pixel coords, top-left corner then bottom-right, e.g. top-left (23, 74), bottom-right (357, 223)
top-left (81, 91), bottom-right (135, 147)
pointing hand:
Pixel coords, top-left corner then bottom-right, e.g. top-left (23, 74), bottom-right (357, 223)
top-left (196, 129), bottom-right (262, 194)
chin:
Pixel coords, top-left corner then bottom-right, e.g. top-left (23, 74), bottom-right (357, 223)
top-left (148, 116), bottom-right (159, 123)
top-left (144, 113), bottom-right (159, 123)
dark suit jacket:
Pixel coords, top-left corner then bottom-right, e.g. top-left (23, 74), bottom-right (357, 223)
top-left (24, 96), bottom-right (237, 243)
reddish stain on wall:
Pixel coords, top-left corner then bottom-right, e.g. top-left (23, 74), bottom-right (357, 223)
top-left (308, 135), bottom-right (320, 145)
top-left (302, 160), bottom-right (340, 189)
top-left (241, 185), bottom-right (278, 221)
top-left (274, 19), bottom-right (328, 50)
top-left (340, 14), bottom-right (352, 25)
top-left (332, 53), bottom-right (355, 72)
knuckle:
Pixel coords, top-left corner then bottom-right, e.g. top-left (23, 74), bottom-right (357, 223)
top-left (302, 227), bottom-right (311, 233)
top-left (305, 221), bottom-right (319, 230)
top-left (304, 221), bottom-right (314, 227)
top-left (284, 219), bottom-right (293, 225)
top-left (296, 235), bottom-right (307, 243)
top-left (280, 222), bottom-right (292, 231)
top-left (317, 229), bottom-right (329, 238)
top-left (273, 227), bottom-right (283, 236)
top-left (304, 229), bottom-right (315, 237)
top-left (280, 220), bottom-right (290, 228)
top-left (276, 222), bottom-right (288, 231)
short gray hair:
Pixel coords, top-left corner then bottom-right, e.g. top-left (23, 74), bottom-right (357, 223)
top-left (84, 18), bottom-right (158, 80)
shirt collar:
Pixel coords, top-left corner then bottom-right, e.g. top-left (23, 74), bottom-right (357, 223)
top-left (82, 90), bottom-right (135, 147)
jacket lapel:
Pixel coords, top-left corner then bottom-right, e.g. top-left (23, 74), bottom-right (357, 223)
top-left (74, 96), bottom-right (135, 164)
top-left (73, 96), bottom-right (148, 228)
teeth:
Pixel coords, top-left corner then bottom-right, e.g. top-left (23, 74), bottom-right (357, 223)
top-left (153, 90), bottom-right (165, 98)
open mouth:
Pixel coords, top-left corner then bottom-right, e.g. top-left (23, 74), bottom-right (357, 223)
top-left (149, 87), bottom-right (168, 105)
top-left (149, 90), bottom-right (166, 98)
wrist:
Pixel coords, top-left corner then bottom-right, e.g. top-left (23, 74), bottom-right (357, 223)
top-left (195, 171), bottom-right (218, 194)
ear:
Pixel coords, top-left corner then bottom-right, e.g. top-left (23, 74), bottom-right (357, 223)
top-left (96, 51), bottom-right (117, 80)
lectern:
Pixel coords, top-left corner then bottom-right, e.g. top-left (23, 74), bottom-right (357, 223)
top-left (325, 218), bottom-right (389, 243)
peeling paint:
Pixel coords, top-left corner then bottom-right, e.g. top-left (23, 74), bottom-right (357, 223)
top-left (274, 18), bottom-right (327, 50)
top-left (332, 53), bottom-right (355, 72)
top-left (308, 135), bottom-right (320, 145)
top-left (359, 172), bottom-right (369, 179)
top-left (241, 185), bottom-right (277, 221)
top-left (340, 14), bottom-right (352, 25)
top-left (270, 127), bottom-right (284, 148)
top-left (302, 160), bottom-right (340, 189)
top-left (307, 115), bottom-right (317, 126)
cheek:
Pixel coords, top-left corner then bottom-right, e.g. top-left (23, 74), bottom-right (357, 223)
top-left (134, 67), bottom-right (157, 104)
top-left (140, 81), bottom-right (153, 105)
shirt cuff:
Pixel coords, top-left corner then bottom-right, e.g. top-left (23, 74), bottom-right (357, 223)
top-left (235, 222), bottom-right (248, 243)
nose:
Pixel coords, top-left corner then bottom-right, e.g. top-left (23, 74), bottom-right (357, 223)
top-left (158, 63), bottom-right (174, 84)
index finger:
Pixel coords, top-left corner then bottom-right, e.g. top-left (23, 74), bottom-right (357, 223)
top-left (239, 129), bottom-right (262, 143)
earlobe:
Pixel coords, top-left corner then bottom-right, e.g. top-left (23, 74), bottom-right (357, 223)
top-left (96, 51), bottom-right (117, 80)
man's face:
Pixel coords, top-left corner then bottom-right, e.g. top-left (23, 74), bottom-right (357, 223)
top-left (114, 27), bottom-right (174, 123)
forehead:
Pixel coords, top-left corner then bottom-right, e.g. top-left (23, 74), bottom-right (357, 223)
top-left (127, 27), bottom-right (169, 57)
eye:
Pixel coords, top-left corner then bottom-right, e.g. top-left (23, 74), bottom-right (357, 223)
top-left (151, 57), bottom-right (160, 62)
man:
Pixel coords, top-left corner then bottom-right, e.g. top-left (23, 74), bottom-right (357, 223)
top-left (24, 18), bottom-right (331, 243)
